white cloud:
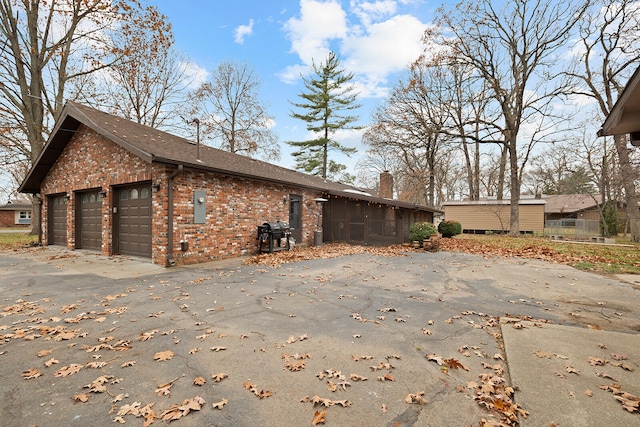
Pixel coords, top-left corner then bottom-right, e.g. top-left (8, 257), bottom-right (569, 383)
top-left (281, 1), bottom-right (428, 98)
top-left (277, 64), bottom-right (310, 85)
top-left (234, 19), bottom-right (254, 44)
top-left (350, 0), bottom-right (398, 26)
top-left (342, 14), bottom-right (427, 80)
top-left (283, 0), bottom-right (348, 65)
top-left (179, 61), bottom-right (209, 89)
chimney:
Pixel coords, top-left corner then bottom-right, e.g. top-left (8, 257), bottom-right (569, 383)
top-left (379, 171), bottom-right (394, 199)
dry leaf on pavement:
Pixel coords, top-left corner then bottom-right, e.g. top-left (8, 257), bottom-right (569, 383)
top-left (154, 350), bottom-right (174, 362)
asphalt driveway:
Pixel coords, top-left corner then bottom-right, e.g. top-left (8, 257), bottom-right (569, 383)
top-left (1, 247), bottom-right (638, 426)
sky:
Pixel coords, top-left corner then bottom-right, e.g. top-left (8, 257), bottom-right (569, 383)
top-left (150, 0), bottom-right (442, 174)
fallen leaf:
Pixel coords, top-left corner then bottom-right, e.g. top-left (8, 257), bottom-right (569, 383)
top-left (212, 373), bottom-right (228, 382)
top-left (193, 377), bottom-right (206, 386)
top-left (44, 358), bottom-right (59, 367)
top-left (585, 389), bottom-right (593, 397)
top-left (73, 393), bottom-right (89, 403)
top-left (154, 350), bottom-right (174, 362)
top-left (22, 368), bottom-right (42, 379)
top-left (588, 357), bottom-right (608, 366)
top-left (210, 346), bottom-right (227, 352)
top-left (312, 408), bottom-right (326, 425)
top-left (534, 350), bottom-right (553, 359)
top-left (611, 362), bottom-right (634, 371)
top-left (54, 364), bottom-right (83, 377)
top-left (566, 366), bottom-right (580, 375)
top-left (426, 354), bottom-right (444, 365)
top-left (444, 358), bottom-right (469, 371)
top-left (212, 398), bottom-right (228, 410)
top-left (405, 391), bottom-right (428, 404)
top-left (37, 349), bottom-right (52, 357)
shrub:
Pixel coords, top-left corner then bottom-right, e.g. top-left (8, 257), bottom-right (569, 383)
top-left (438, 220), bottom-right (462, 238)
top-left (409, 222), bottom-right (438, 242)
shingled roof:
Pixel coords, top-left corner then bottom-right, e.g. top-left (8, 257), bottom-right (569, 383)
top-left (543, 194), bottom-right (602, 214)
top-left (20, 101), bottom-right (440, 213)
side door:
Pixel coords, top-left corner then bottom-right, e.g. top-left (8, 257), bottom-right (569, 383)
top-left (288, 194), bottom-right (302, 243)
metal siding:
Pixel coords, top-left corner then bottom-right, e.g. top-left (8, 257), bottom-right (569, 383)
top-left (116, 184), bottom-right (152, 257)
top-left (77, 191), bottom-right (102, 250)
top-left (48, 195), bottom-right (67, 245)
top-left (445, 203), bottom-right (544, 232)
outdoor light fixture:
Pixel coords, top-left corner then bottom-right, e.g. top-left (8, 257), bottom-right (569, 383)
top-left (100, 189), bottom-right (107, 197)
top-left (152, 183), bottom-right (161, 192)
top-left (283, 196), bottom-right (288, 205)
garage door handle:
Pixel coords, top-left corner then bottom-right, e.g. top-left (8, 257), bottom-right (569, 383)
top-left (113, 207), bottom-right (118, 214)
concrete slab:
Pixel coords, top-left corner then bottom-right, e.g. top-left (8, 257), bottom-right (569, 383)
top-left (502, 318), bottom-right (640, 427)
top-left (1, 246), bottom-right (639, 426)
top-left (6, 247), bottom-right (165, 279)
top-left (616, 274), bottom-right (640, 287)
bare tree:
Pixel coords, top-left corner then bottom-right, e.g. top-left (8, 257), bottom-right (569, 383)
top-left (431, 0), bottom-right (589, 235)
top-left (86, 7), bottom-right (191, 130)
top-left (565, 0), bottom-right (640, 241)
top-left (363, 62), bottom-right (452, 207)
top-left (190, 61), bottom-right (279, 160)
top-left (0, 0), bottom-right (169, 234)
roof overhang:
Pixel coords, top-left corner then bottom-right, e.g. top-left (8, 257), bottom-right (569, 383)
top-left (19, 102), bottom-right (154, 193)
top-left (325, 189), bottom-right (443, 214)
top-left (599, 65), bottom-right (640, 144)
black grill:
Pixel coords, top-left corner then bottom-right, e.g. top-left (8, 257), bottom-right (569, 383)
top-left (257, 221), bottom-right (291, 253)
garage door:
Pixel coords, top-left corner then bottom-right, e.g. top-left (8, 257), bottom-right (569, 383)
top-left (77, 190), bottom-right (102, 250)
top-left (48, 194), bottom-right (67, 246)
top-left (116, 184), bottom-right (152, 257)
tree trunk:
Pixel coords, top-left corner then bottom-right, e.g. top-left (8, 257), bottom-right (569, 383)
top-left (497, 144), bottom-right (507, 200)
top-left (508, 139), bottom-right (520, 236)
top-left (613, 135), bottom-right (640, 241)
top-left (474, 139), bottom-right (481, 200)
top-left (461, 136), bottom-right (474, 200)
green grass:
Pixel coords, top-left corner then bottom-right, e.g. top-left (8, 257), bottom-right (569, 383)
top-left (454, 234), bottom-right (640, 275)
top-left (0, 230), bottom-right (38, 250)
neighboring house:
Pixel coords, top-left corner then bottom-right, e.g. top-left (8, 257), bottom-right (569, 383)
top-left (543, 194), bottom-right (603, 222)
top-left (19, 102), bottom-right (439, 266)
top-left (442, 198), bottom-right (546, 234)
top-left (0, 198), bottom-right (32, 227)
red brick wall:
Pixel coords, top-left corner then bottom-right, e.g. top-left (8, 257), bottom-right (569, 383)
top-left (39, 125), bottom-right (323, 266)
top-left (41, 125), bottom-right (158, 260)
top-left (0, 211), bottom-right (15, 227)
top-left (166, 169), bottom-right (322, 266)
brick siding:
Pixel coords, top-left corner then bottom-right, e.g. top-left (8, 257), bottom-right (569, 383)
top-left (39, 125), bottom-right (323, 266)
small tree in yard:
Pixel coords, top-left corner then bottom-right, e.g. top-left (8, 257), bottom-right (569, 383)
top-left (409, 222), bottom-right (438, 242)
top-left (288, 52), bottom-right (361, 180)
top-left (438, 220), bottom-right (462, 238)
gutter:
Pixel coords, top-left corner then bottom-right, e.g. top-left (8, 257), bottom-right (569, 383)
top-left (167, 164), bottom-right (184, 266)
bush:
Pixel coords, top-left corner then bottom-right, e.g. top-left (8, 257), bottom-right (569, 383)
top-left (438, 220), bottom-right (462, 238)
top-left (409, 222), bottom-right (438, 242)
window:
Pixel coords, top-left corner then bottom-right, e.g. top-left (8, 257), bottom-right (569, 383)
top-left (17, 210), bottom-right (31, 225)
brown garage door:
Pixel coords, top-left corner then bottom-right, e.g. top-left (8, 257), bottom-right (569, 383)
top-left (115, 184), bottom-right (152, 257)
top-left (76, 190), bottom-right (102, 250)
top-left (48, 194), bottom-right (67, 246)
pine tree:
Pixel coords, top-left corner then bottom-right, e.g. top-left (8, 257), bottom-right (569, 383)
top-left (288, 52), bottom-right (361, 180)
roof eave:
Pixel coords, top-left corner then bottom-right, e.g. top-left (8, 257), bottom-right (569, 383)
top-left (19, 102), bottom-right (154, 194)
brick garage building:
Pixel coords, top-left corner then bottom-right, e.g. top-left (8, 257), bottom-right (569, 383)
top-left (20, 102), bottom-right (439, 266)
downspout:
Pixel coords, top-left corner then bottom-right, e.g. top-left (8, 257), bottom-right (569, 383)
top-left (167, 165), bottom-right (184, 266)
